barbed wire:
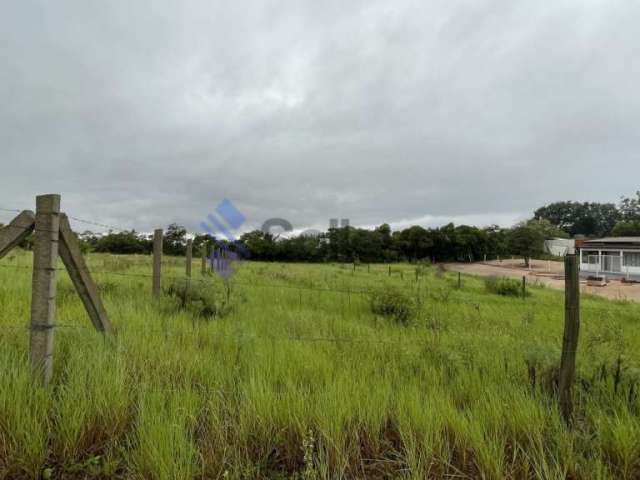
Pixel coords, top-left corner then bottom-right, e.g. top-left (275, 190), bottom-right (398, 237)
top-left (0, 205), bottom-right (141, 234)
top-left (66, 215), bottom-right (133, 233)
top-left (1, 263), bottom-right (637, 315)
top-left (0, 324), bottom-right (449, 349)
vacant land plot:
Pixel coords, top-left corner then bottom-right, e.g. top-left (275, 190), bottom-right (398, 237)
top-left (1, 251), bottom-right (640, 479)
top-left (446, 259), bottom-right (640, 303)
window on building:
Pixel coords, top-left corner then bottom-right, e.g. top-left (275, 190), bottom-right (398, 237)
top-left (582, 251), bottom-right (599, 264)
top-left (623, 252), bottom-right (640, 267)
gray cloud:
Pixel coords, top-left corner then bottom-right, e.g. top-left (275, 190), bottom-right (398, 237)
top-left (1, 0), bottom-right (639, 233)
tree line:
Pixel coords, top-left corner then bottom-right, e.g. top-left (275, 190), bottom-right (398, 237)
top-left (3, 191), bottom-right (639, 264)
top-left (69, 219), bottom-right (562, 265)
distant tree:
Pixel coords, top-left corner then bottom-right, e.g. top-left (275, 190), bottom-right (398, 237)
top-left (534, 201), bottom-right (619, 237)
top-left (611, 220), bottom-right (640, 237)
top-left (193, 233), bottom-right (216, 256)
top-left (484, 225), bottom-right (509, 259)
top-left (239, 230), bottom-right (277, 260)
top-left (94, 231), bottom-right (151, 254)
top-left (619, 191), bottom-right (640, 222)
top-left (164, 223), bottom-right (187, 256)
top-left (525, 218), bottom-right (568, 239)
top-left (396, 225), bottom-right (433, 261)
top-left (452, 225), bottom-right (488, 262)
top-left (508, 224), bottom-right (546, 267)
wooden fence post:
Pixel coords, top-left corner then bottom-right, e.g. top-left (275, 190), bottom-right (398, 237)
top-left (186, 239), bottom-right (192, 278)
top-left (30, 194), bottom-right (60, 385)
top-left (201, 248), bottom-right (207, 275)
top-left (522, 276), bottom-right (526, 299)
top-left (559, 254), bottom-right (580, 424)
top-left (152, 229), bottom-right (163, 299)
top-left (388, 265), bottom-right (391, 277)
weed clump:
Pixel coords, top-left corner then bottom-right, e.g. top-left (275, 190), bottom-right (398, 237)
top-left (164, 279), bottom-right (235, 319)
top-left (484, 276), bottom-right (525, 297)
top-left (370, 284), bottom-right (416, 324)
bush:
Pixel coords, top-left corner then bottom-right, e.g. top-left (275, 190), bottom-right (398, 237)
top-left (484, 276), bottom-right (525, 297)
top-left (164, 279), bottom-right (235, 319)
top-left (369, 285), bottom-right (415, 324)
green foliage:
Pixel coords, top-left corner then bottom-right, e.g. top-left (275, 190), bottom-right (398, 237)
top-left (535, 201), bottom-right (620, 237)
top-left (619, 191), bottom-right (640, 222)
top-left (163, 223), bottom-right (187, 256)
top-left (369, 284), bottom-right (416, 324)
top-left (164, 278), bottom-right (235, 318)
top-left (93, 230), bottom-right (152, 254)
top-left (612, 220), bottom-right (640, 237)
top-left (508, 224), bottom-right (546, 267)
top-left (484, 276), bottom-right (524, 297)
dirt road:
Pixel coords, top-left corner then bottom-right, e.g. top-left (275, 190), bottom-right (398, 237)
top-left (444, 259), bottom-right (640, 302)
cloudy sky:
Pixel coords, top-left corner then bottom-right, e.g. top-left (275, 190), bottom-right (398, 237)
top-left (1, 1), bottom-right (639, 234)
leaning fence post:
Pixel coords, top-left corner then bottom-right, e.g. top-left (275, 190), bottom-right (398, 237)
top-left (152, 229), bottom-right (163, 299)
top-left (30, 194), bottom-right (61, 385)
top-left (559, 254), bottom-right (580, 424)
top-left (186, 239), bottom-right (192, 278)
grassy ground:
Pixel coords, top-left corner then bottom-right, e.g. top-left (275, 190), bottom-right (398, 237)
top-left (1, 250), bottom-right (639, 479)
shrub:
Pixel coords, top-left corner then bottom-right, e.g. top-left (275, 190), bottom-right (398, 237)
top-left (370, 285), bottom-right (416, 324)
top-left (164, 279), bottom-right (235, 319)
top-left (484, 276), bottom-right (524, 297)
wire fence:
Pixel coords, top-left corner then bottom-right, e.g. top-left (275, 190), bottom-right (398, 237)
top-left (1, 205), bottom-right (136, 234)
top-left (2, 206), bottom-right (639, 327)
top-left (1, 261), bottom-right (636, 319)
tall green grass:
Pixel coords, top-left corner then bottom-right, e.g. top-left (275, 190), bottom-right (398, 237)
top-left (0, 252), bottom-right (639, 478)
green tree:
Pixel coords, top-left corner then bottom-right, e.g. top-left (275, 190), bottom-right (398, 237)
top-left (396, 226), bottom-right (433, 261)
top-left (94, 231), bottom-right (151, 254)
top-left (164, 223), bottom-right (187, 256)
top-left (619, 191), bottom-right (640, 221)
top-left (611, 220), bottom-right (640, 236)
top-left (534, 201), bottom-right (619, 237)
top-left (240, 230), bottom-right (277, 260)
top-left (508, 225), bottom-right (545, 267)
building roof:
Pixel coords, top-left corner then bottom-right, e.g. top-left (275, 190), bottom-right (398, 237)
top-left (584, 237), bottom-right (640, 244)
top-left (580, 237), bottom-right (640, 250)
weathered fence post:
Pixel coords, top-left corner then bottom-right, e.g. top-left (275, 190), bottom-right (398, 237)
top-left (201, 248), bottom-right (207, 275)
top-left (30, 194), bottom-right (60, 385)
top-left (186, 239), bottom-right (192, 278)
top-left (388, 265), bottom-right (391, 277)
top-left (58, 214), bottom-right (112, 333)
top-left (152, 229), bottom-right (163, 299)
top-left (522, 276), bottom-right (526, 298)
top-left (559, 254), bottom-right (580, 424)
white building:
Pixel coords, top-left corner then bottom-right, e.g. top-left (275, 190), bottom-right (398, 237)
top-left (544, 238), bottom-right (575, 257)
top-left (579, 237), bottom-right (640, 280)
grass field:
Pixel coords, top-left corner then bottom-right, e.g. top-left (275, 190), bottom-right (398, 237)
top-left (1, 250), bottom-right (640, 479)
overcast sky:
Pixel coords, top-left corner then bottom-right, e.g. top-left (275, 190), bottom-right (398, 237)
top-left (1, 1), bottom-right (639, 234)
